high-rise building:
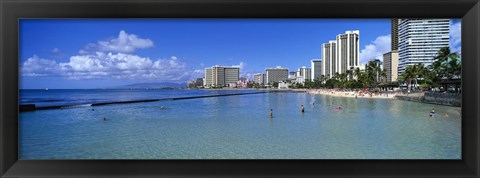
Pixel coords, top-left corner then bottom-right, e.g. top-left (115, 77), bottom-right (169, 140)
top-left (253, 73), bottom-right (266, 85)
top-left (336, 30), bottom-right (360, 74)
top-left (383, 50), bottom-right (399, 82)
top-left (265, 66), bottom-right (288, 84)
top-left (311, 59), bottom-right (322, 81)
top-left (297, 66), bottom-right (311, 83)
top-left (398, 19), bottom-right (450, 74)
top-left (321, 40), bottom-right (337, 78)
top-left (391, 18), bottom-right (399, 51)
top-left (204, 65), bottom-right (240, 87)
top-left (322, 30), bottom-right (360, 79)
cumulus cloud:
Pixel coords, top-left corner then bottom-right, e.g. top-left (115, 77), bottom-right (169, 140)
top-left (232, 61), bottom-right (248, 77)
top-left (22, 31), bottom-right (201, 82)
top-left (81, 30), bottom-right (153, 54)
top-left (232, 61), bottom-right (247, 70)
top-left (359, 34), bottom-right (391, 65)
top-left (21, 55), bottom-right (61, 77)
top-left (450, 21), bottom-right (461, 53)
top-left (23, 53), bottom-right (193, 81)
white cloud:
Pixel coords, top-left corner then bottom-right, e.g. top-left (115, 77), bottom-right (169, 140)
top-left (81, 30), bottom-right (153, 54)
top-left (191, 69), bottom-right (204, 79)
top-left (232, 61), bottom-right (248, 76)
top-left (51, 48), bottom-right (61, 54)
top-left (450, 21), bottom-right (461, 53)
top-left (21, 55), bottom-right (60, 77)
top-left (359, 34), bottom-right (391, 65)
top-left (232, 61), bottom-right (247, 69)
top-left (22, 31), bottom-right (205, 82)
top-left (23, 53), bottom-right (194, 81)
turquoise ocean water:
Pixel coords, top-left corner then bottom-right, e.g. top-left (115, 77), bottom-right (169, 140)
top-left (19, 90), bottom-right (461, 159)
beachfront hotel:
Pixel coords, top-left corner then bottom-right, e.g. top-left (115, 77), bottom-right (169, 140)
top-left (383, 50), bottom-right (399, 82)
top-left (253, 73), bottom-right (266, 86)
top-left (265, 66), bottom-right (288, 85)
top-left (296, 66), bottom-right (311, 83)
top-left (397, 19), bottom-right (450, 74)
top-left (204, 65), bottom-right (240, 88)
top-left (321, 40), bottom-right (336, 78)
top-left (321, 30), bottom-right (360, 79)
top-left (311, 59), bottom-right (322, 81)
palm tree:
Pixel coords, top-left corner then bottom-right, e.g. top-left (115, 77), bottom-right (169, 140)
top-left (333, 72), bottom-right (340, 81)
top-left (365, 61), bottom-right (379, 87)
top-left (354, 67), bottom-right (361, 80)
top-left (433, 46), bottom-right (461, 80)
top-left (401, 65), bottom-right (416, 92)
top-left (320, 75), bottom-right (326, 84)
top-left (346, 69), bottom-right (354, 81)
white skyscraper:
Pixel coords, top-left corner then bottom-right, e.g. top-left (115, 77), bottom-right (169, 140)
top-left (321, 40), bottom-right (337, 79)
top-left (398, 19), bottom-right (450, 74)
top-left (336, 30), bottom-right (360, 73)
top-left (311, 59), bottom-right (322, 81)
top-left (321, 30), bottom-right (360, 80)
top-left (297, 66), bottom-right (311, 83)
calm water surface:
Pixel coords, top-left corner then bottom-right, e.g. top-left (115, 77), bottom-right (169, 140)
top-left (19, 90), bottom-right (461, 159)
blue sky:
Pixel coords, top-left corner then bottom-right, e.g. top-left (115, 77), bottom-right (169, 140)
top-left (20, 19), bottom-right (461, 89)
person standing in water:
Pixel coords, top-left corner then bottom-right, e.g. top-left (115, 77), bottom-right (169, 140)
top-left (429, 108), bottom-right (436, 117)
top-left (270, 109), bottom-right (273, 118)
top-left (301, 105), bottom-right (305, 113)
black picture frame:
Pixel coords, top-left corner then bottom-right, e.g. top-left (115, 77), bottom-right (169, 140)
top-left (1, 0), bottom-right (479, 177)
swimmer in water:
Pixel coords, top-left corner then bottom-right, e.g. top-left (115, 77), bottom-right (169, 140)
top-left (301, 105), bottom-right (305, 113)
top-left (429, 108), bottom-right (436, 117)
top-left (103, 117), bottom-right (106, 121)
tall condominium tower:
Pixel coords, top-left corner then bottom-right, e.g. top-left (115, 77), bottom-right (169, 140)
top-left (265, 66), bottom-right (288, 84)
top-left (297, 66), bottom-right (311, 83)
top-left (311, 59), bottom-right (322, 81)
top-left (398, 19), bottom-right (450, 74)
top-left (336, 30), bottom-right (360, 74)
top-left (391, 19), bottom-right (399, 51)
top-left (204, 65), bottom-right (240, 87)
top-left (321, 30), bottom-right (360, 79)
top-left (321, 40), bottom-right (337, 78)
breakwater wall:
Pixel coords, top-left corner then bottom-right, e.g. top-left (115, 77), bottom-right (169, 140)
top-left (394, 92), bottom-right (461, 107)
top-left (20, 91), bottom-right (273, 112)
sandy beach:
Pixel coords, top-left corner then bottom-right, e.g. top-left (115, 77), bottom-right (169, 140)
top-left (302, 89), bottom-right (397, 99)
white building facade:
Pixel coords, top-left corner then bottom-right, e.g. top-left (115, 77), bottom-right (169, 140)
top-left (398, 19), bottom-right (450, 74)
top-left (321, 30), bottom-right (360, 80)
top-left (253, 73), bottom-right (266, 86)
top-left (297, 66), bottom-right (311, 83)
top-left (204, 65), bottom-right (240, 87)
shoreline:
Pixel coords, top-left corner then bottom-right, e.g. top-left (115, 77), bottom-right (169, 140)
top-left (302, 89), bottom-right (396, 99)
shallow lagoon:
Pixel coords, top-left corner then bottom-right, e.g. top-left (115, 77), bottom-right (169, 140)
top-left (20, 92), bottom-right (461, 159)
